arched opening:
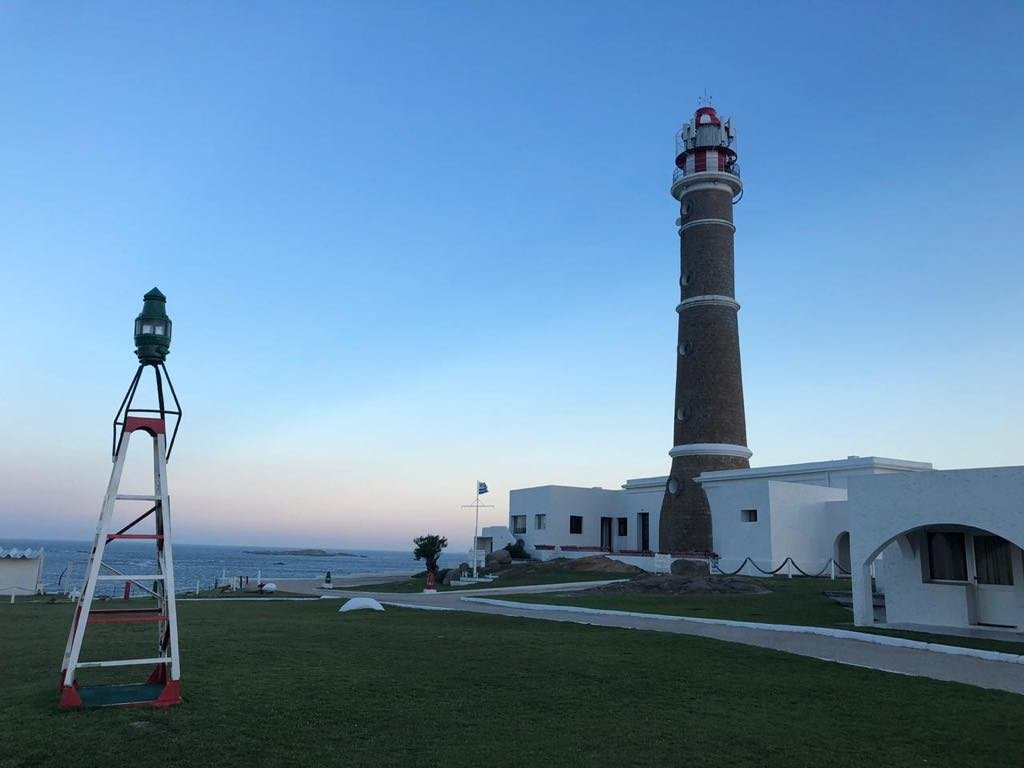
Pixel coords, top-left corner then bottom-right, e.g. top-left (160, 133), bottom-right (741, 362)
top-left (854, 523), bottom-right (1024, 631)
top-left (833, 531), bottom-right (851, 574)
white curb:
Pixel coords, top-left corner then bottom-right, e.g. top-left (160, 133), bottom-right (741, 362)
top-left (461, 598), bottom-right (1024, 664)
top-left (381, 601), bottom-right (457, 612)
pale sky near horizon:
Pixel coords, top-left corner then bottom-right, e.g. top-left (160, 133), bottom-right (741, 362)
top-left (1, 1), bottom-right (1022, 551)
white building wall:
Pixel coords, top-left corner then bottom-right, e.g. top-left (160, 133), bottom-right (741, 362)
top-left (768, 481), bottom-right (848, 571)
top-left (704, 479), bottom-right (773, 572)
top-left (620, 478), bottom-right (664, 552)
top-left (509, 485), bottom-right (620, 553)
top-left (878, 534), bottom-right (974, 627)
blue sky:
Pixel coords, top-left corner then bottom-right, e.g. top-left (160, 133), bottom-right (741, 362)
top-left (1, 1), bottom-right (1022, 549)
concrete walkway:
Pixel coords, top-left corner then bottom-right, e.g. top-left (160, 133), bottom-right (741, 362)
top-left (273, 577), bottom-right (1024, 695)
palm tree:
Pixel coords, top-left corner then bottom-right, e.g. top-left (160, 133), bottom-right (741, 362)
top-left (413, 534), bottom-right (448, 575)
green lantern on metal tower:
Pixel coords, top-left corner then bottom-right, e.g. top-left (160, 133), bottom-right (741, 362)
top-left (134, 287), bottom-right (172, 364)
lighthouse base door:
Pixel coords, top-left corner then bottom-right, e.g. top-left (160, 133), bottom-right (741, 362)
top-left (973, 535), bottom-right (1017, 628)
top-left (600, 518), bottom-right (613, 551)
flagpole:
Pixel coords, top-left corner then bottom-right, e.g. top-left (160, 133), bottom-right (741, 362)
top-left (464, 483), bottom-right (493, 580)
top-left (473, 484), bottom-right (480, 578)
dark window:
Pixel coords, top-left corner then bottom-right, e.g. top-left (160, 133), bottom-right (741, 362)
top-left (569, 516), bottom-right (583, 535)
top-left (741, 509), bottom-right (757, 523)
top-left (927, 532), bottom-right (967, 581)
top-left (510, 515), bottom-right (526, 535)
top-left (617, 517), bottom-right (628, 536)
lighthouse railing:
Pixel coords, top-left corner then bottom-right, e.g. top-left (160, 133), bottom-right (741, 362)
top-left (672, 163), bottom-right (741, 184)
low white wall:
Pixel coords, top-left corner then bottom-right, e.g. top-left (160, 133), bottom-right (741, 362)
top-left (529, 549), bottom-right (696, 575)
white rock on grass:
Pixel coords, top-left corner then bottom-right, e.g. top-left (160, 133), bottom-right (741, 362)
top-left (338, 597), bottom-right (385, 613)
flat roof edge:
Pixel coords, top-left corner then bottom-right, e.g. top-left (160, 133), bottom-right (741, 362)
top-left (695, 456), bottom-right (933, 483)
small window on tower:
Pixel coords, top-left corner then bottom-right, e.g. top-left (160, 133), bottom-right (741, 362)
top-left (682, 201), bottom-right (692, 215)
top-left (676, 407), bottom-right (688, 422)
top-left (741, 509), bottom-right (758, 523)
top-left (681, 272), bottom-right (692, 287)
top-left (668, 478), bottom-right (680, 494)
top-left (678, 342), bottom-right (692, 357)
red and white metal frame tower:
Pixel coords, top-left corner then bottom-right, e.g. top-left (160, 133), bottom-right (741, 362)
top-left (59, 363), bottom-right (183, 709)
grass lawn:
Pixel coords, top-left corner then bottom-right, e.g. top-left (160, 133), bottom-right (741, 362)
top-left (4, 600), bottom-right (1024, 767)
top-left (499, 577), bottom-right (1024, 656)
top-left (348, 569), bottom-right (623, 593)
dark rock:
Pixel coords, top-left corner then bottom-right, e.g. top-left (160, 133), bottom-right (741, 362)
top-left (486, 549), bottom-right (512, 567)
top-left (670, 558), bottom-right (709, 577)
top-left (442, 566), bottom-right (468, 586)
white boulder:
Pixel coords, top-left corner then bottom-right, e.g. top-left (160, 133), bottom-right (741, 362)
top-left (338, 597), bottom-right (385, 613)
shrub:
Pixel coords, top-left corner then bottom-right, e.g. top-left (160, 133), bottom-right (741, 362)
top-left (504, 540), bottom-right (529, 560)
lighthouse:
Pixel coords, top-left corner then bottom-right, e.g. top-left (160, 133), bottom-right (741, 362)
top-left (658, 105), bottom-right (751, 553)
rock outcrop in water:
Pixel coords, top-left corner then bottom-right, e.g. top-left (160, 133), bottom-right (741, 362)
top-left (243, 549), bottom-right (365, 557)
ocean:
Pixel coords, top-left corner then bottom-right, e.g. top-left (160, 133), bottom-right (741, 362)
top-left (2, 539), bottom-right (469, 596)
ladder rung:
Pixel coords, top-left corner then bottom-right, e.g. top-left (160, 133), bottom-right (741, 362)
top-left (107, 534), bottom-right (163, 541)
top-left (91, 607), bottom-right (162, 614)
top-left (75, 657), bottom-right (170, 669)
top-left (96, 574), bottom-right (165, 581)
top-left (115, 494), bottom-right (162, 501)
top-left (88, 614), bottom-right (167, 625)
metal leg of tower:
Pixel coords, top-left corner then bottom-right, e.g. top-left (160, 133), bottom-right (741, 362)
top-left (153, 432), bottom-right (181, 684)
top-left (60, 435), bottom-right (130, 694)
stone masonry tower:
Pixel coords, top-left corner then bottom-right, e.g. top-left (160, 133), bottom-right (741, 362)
top-left (658, 104), bottom-right (751, 553)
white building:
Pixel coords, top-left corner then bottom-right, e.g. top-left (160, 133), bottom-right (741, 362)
top-left (509, 456), bottom-right (930, 568)
top-left (508, 457), bottom-right (1024, 636)
top-left (700, 456), bottom-right (931, 575)
top-left (0, 547), bottom-right (45, 597)
top-left (509, 480), bottom-right (663, 559)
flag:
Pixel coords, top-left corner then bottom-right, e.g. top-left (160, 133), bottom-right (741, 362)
top-left (477, 481), bottom-right (488, 495)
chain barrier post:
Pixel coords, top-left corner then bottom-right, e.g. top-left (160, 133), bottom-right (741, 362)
top-left (786, 558), bottom-right (792, 579)
top-left (830, 559), bottom-right (836, 580)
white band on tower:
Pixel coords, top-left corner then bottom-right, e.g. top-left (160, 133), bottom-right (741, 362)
top-left (676, 295), bottom-right (740, 312)
top-left (679, 218), bottom-right (735, 233)
top-left (669, 443), bottom-right (753, 459)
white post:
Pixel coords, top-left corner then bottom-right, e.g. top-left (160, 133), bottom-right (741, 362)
top-left (830, 559), bottom-right (836, 580)
top-left (9, 593), bottom-right (14, 604)
top-left (195, 579), bottom-right (200, 595)
top-left (473, 495), bottom-right (481, 578)
top-left (786, 558), bottom-right (793, 579)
